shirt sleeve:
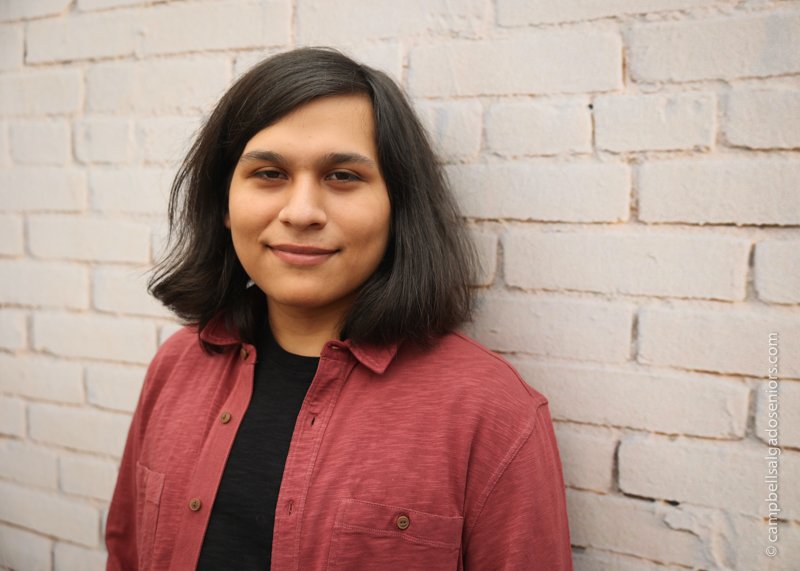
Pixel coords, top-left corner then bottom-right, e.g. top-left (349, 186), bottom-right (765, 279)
top-left (462, 401), bottom-right (573, 570)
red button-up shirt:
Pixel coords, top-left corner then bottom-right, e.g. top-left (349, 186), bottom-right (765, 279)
top-left (106, 311), bottom-right (573, 570)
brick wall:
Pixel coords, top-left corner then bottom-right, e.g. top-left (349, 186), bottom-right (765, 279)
top-left (1, 0), bottom-right (799, 569)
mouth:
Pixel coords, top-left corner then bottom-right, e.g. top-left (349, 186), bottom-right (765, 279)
top-left (267, 243), bottom-right (338, 266)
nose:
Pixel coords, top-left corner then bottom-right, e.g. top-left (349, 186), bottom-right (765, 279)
top-left (277, 174), bottom-right (327, 228)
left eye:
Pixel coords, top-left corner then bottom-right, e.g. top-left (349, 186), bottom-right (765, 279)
top-left (327, 171), bottom-right (361, 182)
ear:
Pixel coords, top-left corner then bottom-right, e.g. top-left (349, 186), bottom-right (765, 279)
top-left (223, 212), bottom-right (231, 229)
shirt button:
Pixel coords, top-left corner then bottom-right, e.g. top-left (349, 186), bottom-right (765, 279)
top-left (240, 346), bottom-right (249, 360)
top-left (188, 498), bottom-right (202, 511)
top-left (220, 411), bottom-right (232, 424)
top-left (396, 514), bottom-right (410, 530)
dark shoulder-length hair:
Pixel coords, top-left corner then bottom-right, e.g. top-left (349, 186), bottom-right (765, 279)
top-left (148, 46), bottom-right (480, 354)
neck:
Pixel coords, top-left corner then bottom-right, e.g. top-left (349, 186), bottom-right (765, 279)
top-left (266, 296), bottom-right (352, 357)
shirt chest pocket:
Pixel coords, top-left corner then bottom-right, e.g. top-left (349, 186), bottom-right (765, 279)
top-left (325, 498), bottom-right (463, 570)
top-left (135, 461), bottom-right (165, 571)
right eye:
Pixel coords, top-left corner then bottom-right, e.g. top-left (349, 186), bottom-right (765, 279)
top-left (253, 169), bottom-right (285, 180)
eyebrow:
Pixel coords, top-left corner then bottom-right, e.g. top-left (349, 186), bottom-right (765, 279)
top-left (238, 150), bottom-right (378, 170)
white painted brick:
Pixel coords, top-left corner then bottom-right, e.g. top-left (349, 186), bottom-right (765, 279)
top-left (9, 119), bottom-right (70, 165)
top-left (595, 92), bottom-right (715, 152)
top-left (553, 423), bottom-right (616, 492)
top-left (504, 229), bottom-right (749, 301)
top-left (416, 100), bottom-right (483, 161)
top-left (0, 121), bottom-right (8, 166)
top-left (486, 98), bottom-right (592, 156)
top-left (638, 306), bottom-right (800, 378)
top-left (469, 227), bottom-right (496, 287)
top-left (85, 363), bottom-right (145, 413)
top-left (638, 158), bottom-right (800, 225)
top-left (0, 259), bottom-right (88, 308)
top-left (0, 0), bottom-right (71, 22)
top-left (78, 0), bottom-right (147, 10)
top-left (26, 10), bottom-right (138, 64)
top-left (93, 265), bottom-right (172, 317)
top-left (0, 69), bottom-right (81, 116)
top-left (629, 12), bottom-right (800, 82)
top-left (725, 87), bottom-right (800, 149)
top-left (567, 489), bottom-right (710, 568)
top-left (141, 0), bottom-right (289, 56)
top-left (0, 214), bottom-right (23, 255)
top-left (756, 380), bottom-right (799, 449)
top-left (60, 452), bottom-right (118, 501)
top-left (618, 435), bottom-right (800, 519)
top-left (298, 0), bottom-right (488, 44)
top-left (0, 308), bottom-right (26, 351)
top-left (0, 396), bottom-right (25, 436)
top-left (512, 360), bottom-right (750, 438)
top-left (464, 292), bottom-right (634, 363)
top-left (33, 311), bottom-right (157, 364)
top-left (0, 24), bottom-right (23, 71)
top-left (89, 167), bottom-right (172, 214)
top-left (0, 523), bottom-right (52, 571)
top-left (74, 117), bottom-right (133, 164)
top-left (445, 162), bottom-right (630, 222)
top-left (87, 56), bottom-right (231, 115)
top-left (755, 239), bottom-right (800, 304)
top-left (28, 214), bottom-right (150, 263)
top-left (29, 403), bottom-right (131, 457)
top-left (0, 480), bottom-right (98, 547)
top-left (0, 167), bottom-right (86, 212)
top-left (54, 542), bottom-right (106, 571)
top-left (134, 115), bottom-right (199, 164)
top-left (0, 353), bottom-right (84, 403)
top-left (497, 0), bottom-right (719, 25)
top-left (0, 439), bottom-right (58, 488)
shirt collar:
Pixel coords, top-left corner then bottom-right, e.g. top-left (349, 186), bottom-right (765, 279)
top-left (198, 310), bottom-right (402, 375)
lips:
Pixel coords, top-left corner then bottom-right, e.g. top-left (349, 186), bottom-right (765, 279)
top-left (268, 243), bottom-right (338, 266)
top-left (269, 243), bottom-right (338, 255)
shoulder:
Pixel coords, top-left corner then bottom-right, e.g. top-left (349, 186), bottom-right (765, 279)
top-left (139, 324), bottom-right (215, 400)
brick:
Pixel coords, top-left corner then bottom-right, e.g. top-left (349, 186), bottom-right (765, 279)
top-left (756, 379), bottom-right (800, 449)
top-left (629, 12), bottom-right (800, 82)
top-left (85, 363), bottom-right (145, 413)
top-left (78, 0), bottom-right (147, 10)
top-left (618, 435), bottom-right (800, 520)
top-left (553, 423), bottom-right (616, 492)
top-left (0, 396), bottom-right (25, 437)
top-left (26, 10), bottom-right (138, 64)
top-left (595, 92), bottom-right (715, 152)
top-left (573, 548), bottom-right (688, 570)
top-left (0, 353), bottom-right (84, 403)
top-left (464, 292), bottom-right (634, 363)
top-left (486, 98), bottom-right (591, 156)
top-left (0, 439), bottom-right (58, 488)
top-left (415, 100), bottom-right (483, 161)
top-left (469, 227), bottom-right (496, 287)
top-left (567, 489), bottom-right (710, 568)
top-left (54, 542), bottom-right (106, 571)
top-left (755, 239), bottom-right (800, 304)
top-left (0, 0), bottom-right (71, 22)
top-left (141, 0), bottom-right (290, 56)
top-left (29, 403), bottom-right (131, 457)
top-left (0, 308), bottom-right (26, 351)
top-left (0, 121), bottom-right (8, 166)
top-left (0, 214), bottom-right (23, 256)
top-left (0, 259), bottom-right (88, 308)
top-left (74, 117), bottom-right (133, 164)
top-left (504, 229), bottom-right (749, 301)
top-left (0, 167), bottom-right (85, 212)
top-left (638, 158), bottom-right (800, 225)
top-left (0, 24), bottom-right (23, 71)
top-left (298, 0), bottom-right (488, 44)
top-left (134, 116), bottom-right (200, 164)
top-left (0, 69), bottom-right (81, 116)
top-left (93, 265), bottom-right (172, 317)
top-left (9, 119), bottom-right (70, 165)
top-left (87, 57), bottom-right (231, 115)
top-left (89, 167), bottom-right (172, 214)
top-left (725, 87), bottom-right (800, 149)
top-left (28, 214), bottom-right (150, 263)
top-left (60, 452), bottom-right (118, 501)
top-left (409, 33), bottom-right (622, 97)
top-left (638, 306), bottom-right (800, 378)
top-left (0, 523), bottom-right (52, 571)
top-left (512, 360), bottom-right (750, 438)
top-left (33, 311), bottom-right (157, 364)
top-left (0, 480), bottom-right (99, 547)
top-left (497, 0), bottom-right (719, 25)
top-left (445, 162), bottom-right (629, 222)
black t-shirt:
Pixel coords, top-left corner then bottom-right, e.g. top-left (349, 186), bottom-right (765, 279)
top-left (196, 317), bottom-right (320, 570)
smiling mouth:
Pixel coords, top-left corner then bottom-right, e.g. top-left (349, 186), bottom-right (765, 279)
top-left (267, 244), bottom-right (338, 266)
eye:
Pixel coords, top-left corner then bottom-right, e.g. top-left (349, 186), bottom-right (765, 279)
top-left (326, 171), bottom-right (362, 183)
top-left (253, 169), bottom-right (285, 180)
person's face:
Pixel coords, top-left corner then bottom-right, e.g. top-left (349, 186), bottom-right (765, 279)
top-left (225, 93), bottom-right (391, 318)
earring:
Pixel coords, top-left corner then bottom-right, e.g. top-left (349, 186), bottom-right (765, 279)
top-left (246, 279), bottom-right (256, 288)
